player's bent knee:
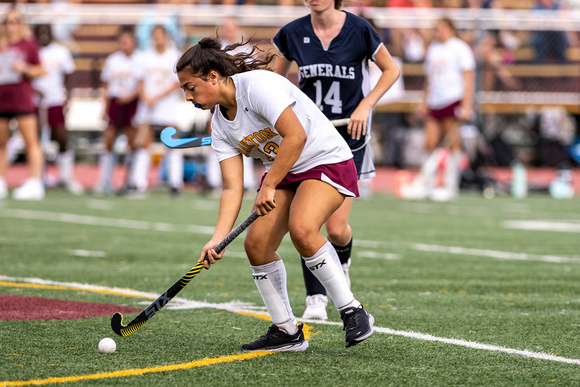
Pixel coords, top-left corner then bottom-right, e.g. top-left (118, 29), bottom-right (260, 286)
top-left (288, 225), bottom-right (319, 256)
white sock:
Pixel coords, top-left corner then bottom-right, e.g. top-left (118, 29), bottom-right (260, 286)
top-left (98, 152), bottom-right (114, 189)
top-left (167, 150), bottom-right (183, 189)
top-left (445, 151), bottom-right (462, 195)
top-left (206, 150), bottom-right (222, 189)
top-left (302, 241), bottom-right (361, 311)
top-left (57, 150), bottom-right (74, 183)
top-left (131, 148), bottom-right (150, 192)
top-left (251, 260), bottom-right (297, 335)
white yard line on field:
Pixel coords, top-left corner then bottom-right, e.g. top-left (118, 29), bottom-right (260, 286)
top-left (356, 240), bottom-right (580, 264)
top-left (1, 208), bottom-right (577, 264)
top-left (0, 208), bottom-right (215, 235)
top-left (357, 251), bottom-right (400, 260)
top-left (1, 274), bottom-right (579, 366)
top-left (503, 220), bottom-right (580, 233)
top-left (68, 249), bottom-right (108, 258)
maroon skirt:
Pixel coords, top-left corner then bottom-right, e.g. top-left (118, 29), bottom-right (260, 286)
top-left (259, 159), bottom-right (359, 197)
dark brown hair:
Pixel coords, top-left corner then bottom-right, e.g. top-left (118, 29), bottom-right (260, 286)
top-left (438, 17), bottom-right (456, 33)
top-left (175, 36), bottom-right (276, 78)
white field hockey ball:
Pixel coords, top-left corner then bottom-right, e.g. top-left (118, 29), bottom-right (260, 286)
top-left (98, 337), bottom-right (116, 354)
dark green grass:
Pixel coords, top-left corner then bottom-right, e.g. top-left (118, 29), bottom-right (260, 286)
top-left (1, 191), bottom-right (580, 385)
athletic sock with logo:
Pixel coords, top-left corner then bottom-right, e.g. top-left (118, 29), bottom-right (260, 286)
top-left (302, 241), bottom-right (361, 311)
top-left (251, 260), bottom-right (297, 335)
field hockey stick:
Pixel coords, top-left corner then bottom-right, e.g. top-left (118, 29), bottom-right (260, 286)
top-left (111, 210), bottom-right (259, 337)
top-left (160, 119), bottom-right (351, 149)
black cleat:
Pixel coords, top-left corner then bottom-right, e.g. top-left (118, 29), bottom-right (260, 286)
top-left (241, 323), bottom-right (309, 352)
top-left (340, 305), bottom-right (375, 348)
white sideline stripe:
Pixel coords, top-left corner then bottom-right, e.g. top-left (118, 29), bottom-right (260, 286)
top-left (409, 243), bottom-right (580, 264)
top-left (0, 208), bottom-right (215, 235)
top-left (357, 251), bottom-right (399, 260)
top-left (2, 275), bottom-right (580, 367)
top-left (69, 249), bottom-right (108, 258)
top-left (357, 240), bottom-right (580, 264)
top-left (2, 208), bottom-right (576, 264)
top-left (370, 326), bottom-right (580, 366)
top-left (503, 220), bottom-right (580, 233)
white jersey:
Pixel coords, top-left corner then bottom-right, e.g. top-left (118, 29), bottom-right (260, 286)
top-left (100, 50), bottom-right (144, 99)
top-left (135, 47), bottom-right (181, 126)
top-left (211, 70), bottom-right (353, 174)
top-left (33, 42), bottom-right (75, 108)
top-left (424, 37), bottom-right (475, 109)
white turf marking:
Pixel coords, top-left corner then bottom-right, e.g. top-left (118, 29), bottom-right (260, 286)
top-left (357, 240), bottom-right (580, 264)
top-left (68, 249), bottom-right (108, 258)
top-left (357, 251), bottom-right (399, 260)
top-left (409, 243), bottom-right (580, 264)
top-left (86, 199), bottom-right (114, 211)
top-left (503, 220), bottom-right (580, 233)
top-left (0, 208), bottom-right (215, 235)
top-left (2, 208), bottom-right (577, 264)
top-left (2, 275), bottom-right (580, 367)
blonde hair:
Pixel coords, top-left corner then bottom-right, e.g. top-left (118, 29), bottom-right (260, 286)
top-left (2, 8), bottom-right (32, 43)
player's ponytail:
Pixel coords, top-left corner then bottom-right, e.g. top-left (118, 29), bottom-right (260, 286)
top-left (176, 36), bottom-right (276, 79)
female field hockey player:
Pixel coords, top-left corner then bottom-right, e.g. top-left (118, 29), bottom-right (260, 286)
top-left (0, 8), bottom-right (45, 200)
top-left (177, 36), bottom-right (374, 351)
top-left (272, 0), bottom-right (400, 319)
top-left (94, 26), bottom-right (143, 195)
top-left (419, 17), bottom-right (475, 201)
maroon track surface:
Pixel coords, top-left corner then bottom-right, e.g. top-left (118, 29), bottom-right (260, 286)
top-left (0, 294), bottom-right (141, 321)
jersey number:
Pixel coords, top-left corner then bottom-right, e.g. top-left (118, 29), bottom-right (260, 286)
top-left (314, 80), bottom-right (342, 114)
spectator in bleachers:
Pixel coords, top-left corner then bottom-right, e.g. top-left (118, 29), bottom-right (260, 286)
top-left (93, 26), bottom-right (143, 195)
top-left (0, 8), bottom-right (45, 200)
top-left (136, 0), bottom-right (185, 51)
top-left (531, 0), bottom-right (570, 63)
top-left (132, 25), bottom-right (183, 197)
top-left (419, 17), bottom-right (475, 201)
top-left (475, 29), bottom-right (521, 91)
top-left (386, 0), bottom-right (431, 63)
top-left (32, 24), bottom-right (83, 195)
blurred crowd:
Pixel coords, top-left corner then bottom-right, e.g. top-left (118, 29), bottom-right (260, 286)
top-left (0, 0), bottom-right (578, 201)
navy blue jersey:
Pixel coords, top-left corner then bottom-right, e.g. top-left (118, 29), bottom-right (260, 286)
top-left (273, 11), bottom-right (383, 150)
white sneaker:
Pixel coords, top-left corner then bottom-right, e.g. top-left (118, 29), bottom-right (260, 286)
top-left (0, 178), bottom-right (7, 199)
top-left (342, 258), bottom-right (351, 289)
top-left (429, 187), bottom-right (457, 202)
top-left (13, 178), bottom-right (45, 200)
top-left (302, 294), bottom-right (328, 320)
top-left (64, 179), bottom-right (84, 195)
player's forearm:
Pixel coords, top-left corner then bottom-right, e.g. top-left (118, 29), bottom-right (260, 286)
top-left (22, 64), bottom-right (45, 79)
top-left (361, 66), bottom-right (400, 109)
top-left (214, 186), bottom-right (244, 240)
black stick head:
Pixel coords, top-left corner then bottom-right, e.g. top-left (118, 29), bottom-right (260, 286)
top-left (111, 312), bottom-right (125, 337)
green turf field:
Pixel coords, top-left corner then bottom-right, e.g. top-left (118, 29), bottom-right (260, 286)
top-left (1, 190), bottom-right (579, 386)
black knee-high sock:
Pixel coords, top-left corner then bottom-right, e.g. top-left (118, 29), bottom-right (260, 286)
top-left (301, 256), bottom-right (327, 296)
top-left (331, 236), bottom-right (353, 265)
